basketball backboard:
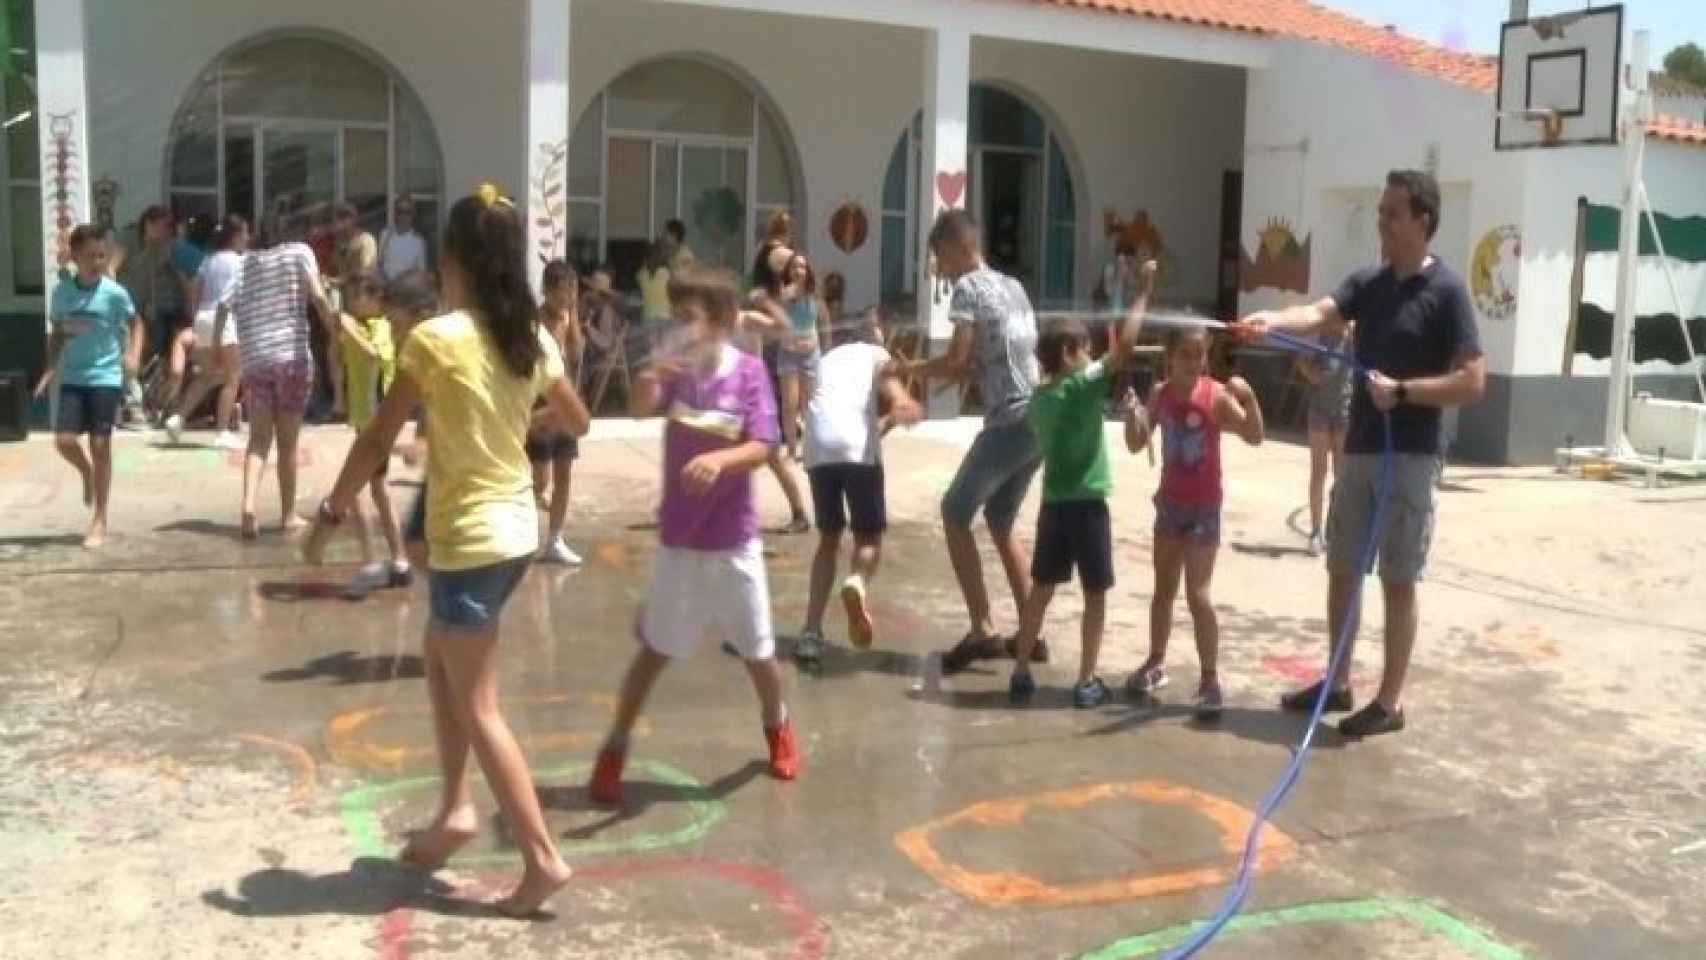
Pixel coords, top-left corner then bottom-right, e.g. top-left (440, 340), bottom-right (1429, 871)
top-left (1496, 4), bottom-right (1623, 150)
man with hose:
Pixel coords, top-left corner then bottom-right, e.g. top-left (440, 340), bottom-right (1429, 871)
top-left (1238, 170), bottom-right (1484, 738)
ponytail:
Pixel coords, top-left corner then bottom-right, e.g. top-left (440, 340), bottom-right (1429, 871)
top-left (442, 183), bottom-right (541, 380)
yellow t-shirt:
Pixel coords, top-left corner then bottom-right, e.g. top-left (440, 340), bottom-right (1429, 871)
top-left (340, 314), bottom-right (396, 432)
top-left (398, 310), bottom-right (566, 571)
top-left (637, 266), bottom-right (672, 323)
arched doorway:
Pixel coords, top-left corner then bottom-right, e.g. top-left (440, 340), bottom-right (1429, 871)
top-left (164, 33), bottom-right (444, 248)
top-left (565, 56), bottom-right (801, 287)
top-left (880, 85), bottom-right (1077, 308)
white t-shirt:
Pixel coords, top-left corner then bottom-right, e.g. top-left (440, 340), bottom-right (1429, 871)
top-left (379, 229), bottom-right (428, 279)
top-left (803, 342), bottom-right (891, 468)
top-left (196, 250), bottom-right (243, 313)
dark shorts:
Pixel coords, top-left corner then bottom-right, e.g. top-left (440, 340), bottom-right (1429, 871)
top-left (808, 463), bottom-right (887, 535)
top-left (57, 384), bottom-right (123, 437)
top-left (1032, 499), bottom-right (1114, 591)
top-left (428, 556), bottom-right (531, 632)
top-left (525, 432), bottom-right (579, 462)
top-left (1154, 494), bottom-right (1222, 545)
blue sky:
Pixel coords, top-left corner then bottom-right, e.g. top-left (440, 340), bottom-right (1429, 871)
top-left (1333, 1), bottom-right (1701, 63)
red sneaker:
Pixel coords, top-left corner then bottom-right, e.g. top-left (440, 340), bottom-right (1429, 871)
top-left (589, 747), bottom-right (627, 806)
top-left (765, 719), bottom-right (801, 781)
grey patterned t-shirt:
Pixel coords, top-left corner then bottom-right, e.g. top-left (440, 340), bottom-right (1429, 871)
top-left (950, 266), bottom-right (1038, 427)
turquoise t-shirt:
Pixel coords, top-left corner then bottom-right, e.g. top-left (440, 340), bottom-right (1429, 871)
top-left (51, 275), bottom-right (136, 388)
top-left (1027, 360), bottom-right (1113, 503)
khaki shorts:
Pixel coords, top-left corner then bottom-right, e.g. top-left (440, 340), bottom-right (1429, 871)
top-left (1327, 453), bottom-right (1440, 583)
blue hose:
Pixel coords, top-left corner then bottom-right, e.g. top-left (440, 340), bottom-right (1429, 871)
top-left (1155, 330), bottom-right (1396, 960)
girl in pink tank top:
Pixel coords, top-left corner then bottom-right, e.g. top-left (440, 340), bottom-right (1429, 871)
top-left (1120, 326), bottom-right (1265, 718)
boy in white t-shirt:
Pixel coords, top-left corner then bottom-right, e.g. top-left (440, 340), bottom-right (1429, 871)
top-left (795, 309), bottom-right (922, 664)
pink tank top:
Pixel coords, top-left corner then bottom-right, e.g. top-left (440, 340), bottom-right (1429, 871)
top-left (1156, 376), bottom-right (1222, 505)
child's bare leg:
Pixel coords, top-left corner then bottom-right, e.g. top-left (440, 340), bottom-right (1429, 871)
top-left (350, 498), bottom-right (374, 563)
top-left (371, 475), bottom-right (404, 563)
top-left (1148, 537), bottom-right (1186, 665)
top-left (805, 530), bottom-right (841, 633)
top-left (1184, 544), bottom-right (1221, 677)
top-left (742, 656), bottom-right (787, 729)
top-left (1307, 427), bottom-right (1331, 537)
top-left (850, 533), bottom-right (881, 581)
top-left (546, 456), bottom-right (573, 541)
top-left (274, 410), bottom-right (306, 532)
top-left (242, 406), bottom-right (276, 538)
top-left (1011, 582), bottom-right (1056, 675)
top-left (1079, 589), bottom-right (1106, 684)
top-left (400, 630), bottom-right (478, 869)
top-left (766, 450), bottom-right (808, 520)
top-left (85, 435), bottom-right (113, 548)
top-left (54, 433), bottom-right (93, 506)
top-left (433, 620), bottom-right (570, 915)
top-left (531, 459), bottom-right (549, 511)
top-left (215, 347), bottom-right (242, 430)
top-left (605, 646), bottom-right (670, 750)
top-left (781, 373), bottom-right (802, 458)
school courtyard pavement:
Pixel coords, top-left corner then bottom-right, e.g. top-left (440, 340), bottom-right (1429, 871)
top-left (1, 416), bottom-right (1703, 959)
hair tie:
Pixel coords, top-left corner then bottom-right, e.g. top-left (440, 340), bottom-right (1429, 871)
top-left (473, 182), bottom-right (513, 209)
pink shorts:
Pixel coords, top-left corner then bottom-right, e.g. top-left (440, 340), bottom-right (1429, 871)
top-left (244, 359), bottom-right (314, 416)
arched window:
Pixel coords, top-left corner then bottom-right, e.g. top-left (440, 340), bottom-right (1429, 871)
top-left (165, 34), bottom-right (443, 249)
top-left (881, 85), bottom-right (1077, 308)
top-left (566, 57), bottom-right (800, 287)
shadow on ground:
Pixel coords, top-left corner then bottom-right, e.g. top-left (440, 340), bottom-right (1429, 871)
top-left (263, 650), bottom-right (424, 685)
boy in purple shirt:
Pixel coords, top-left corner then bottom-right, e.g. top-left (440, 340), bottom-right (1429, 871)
top-left (589, 267), bottom-right (800, 805)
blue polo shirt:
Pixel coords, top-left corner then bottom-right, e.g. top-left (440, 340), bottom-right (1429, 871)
top-left (1332, 259), bottom-right (1481, 455)
top-left (51, 274), bottom-right (137, 389)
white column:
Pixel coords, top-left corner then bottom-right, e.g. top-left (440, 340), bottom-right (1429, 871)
top-left (917, 23), bottom-right (970, 419)
top-left (524, 0), bottom-right (571, 296)
top-left (35, 0), bottom-right (92, 332)
top-left (1605, 31), bottom-right (1650, 455)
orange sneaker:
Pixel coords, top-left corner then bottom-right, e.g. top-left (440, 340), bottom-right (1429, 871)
top-left (589, 747), bottom-right (626, 806)
top-left (765, 719), bottom-right (801, 780)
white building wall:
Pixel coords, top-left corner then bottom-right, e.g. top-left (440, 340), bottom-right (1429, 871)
top-left (1240, 40), bottom-right (1528, 376)
top-left (84, 0), bottom-right (527, 232)
top-left (1518, 139), bottom-right (1706, 377)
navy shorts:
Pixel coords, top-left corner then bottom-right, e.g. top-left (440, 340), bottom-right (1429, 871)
top-left (1032, 499), bottom-right (1115, 591)
top-left (428, 556), bottom-right (530, 632)
top-left (57, 384), bottom-right (123, 437)
top-left (808, 463), bottom-right (886, 535)
top-left (526, 432), bottom-right (579, 462)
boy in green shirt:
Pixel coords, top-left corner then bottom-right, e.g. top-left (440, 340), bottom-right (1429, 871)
top-left (1010, 262), bottom-right (1155, 707)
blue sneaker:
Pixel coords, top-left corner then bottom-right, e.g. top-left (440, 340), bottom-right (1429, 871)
top-left (1008, 670), bottom-right (1037, 705)
top-left (1073, 677), bottom-right (1110, 708)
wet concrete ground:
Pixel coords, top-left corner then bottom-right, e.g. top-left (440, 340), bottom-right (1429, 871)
top-left (2, 419), bottom-right (1703, 959)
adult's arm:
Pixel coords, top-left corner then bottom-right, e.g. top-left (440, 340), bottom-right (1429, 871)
top-left (908, 323), bottom-right (976, 383)
top-left (1368, 350), bottom-right (1486, 411)
top-left (1236, 295), bottom-right (1349, 342)
top-left (877, 357), bottom-right (923, 435)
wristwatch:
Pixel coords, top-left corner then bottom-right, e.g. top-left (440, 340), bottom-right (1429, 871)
top-left (1395, 381), bottom-right (1409, 404)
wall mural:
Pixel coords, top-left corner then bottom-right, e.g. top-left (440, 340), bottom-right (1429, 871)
top-left (47, 112), bottom-right (83, 270)
top-left (529, 139), bottom-right (568, 266)
top-left (829, 201), bottom-right (868, 254)
top-left (1470, 224), bottom-right (1521, 322)
top-left (1102, 209), bottom-right (1177, 290)
top-left (1240, 217), bottom-right (1312, 295)
top-left (935, 170), bottom-right (965, 210)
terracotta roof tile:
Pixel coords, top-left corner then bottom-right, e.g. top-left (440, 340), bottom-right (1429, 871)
top-left (1035, 0), bottom-right (1496, 90)
top-left (1650, 112), bottom-right (1706, 146)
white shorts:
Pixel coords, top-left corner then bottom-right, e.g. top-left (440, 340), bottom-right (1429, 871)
top-left (639, 540), bottom-right (774, 660)
top-left (193, 309), bottom-right (239, 348)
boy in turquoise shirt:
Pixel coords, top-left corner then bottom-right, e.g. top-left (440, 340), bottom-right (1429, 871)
top-left (1010, 261), bottom-right (1155, 707)
top-left (35, 225), bottom-right (143, 548)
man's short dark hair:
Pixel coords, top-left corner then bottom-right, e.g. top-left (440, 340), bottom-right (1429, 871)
top-left (1386, 170), bottom-right (1441, 240)
top-left (665, 219), bottom-right (686, 242)
top-left (928, 208), bottom-right (979, 253)
top-left (69, 224), bottom-right (108, 251)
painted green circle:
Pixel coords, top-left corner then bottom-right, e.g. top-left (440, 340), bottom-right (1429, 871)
top-left (338, 758), bottom-right (727, 866)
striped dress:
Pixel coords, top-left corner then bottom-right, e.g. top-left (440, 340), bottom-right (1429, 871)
top-left (222, 243), bottom-right (319, 373)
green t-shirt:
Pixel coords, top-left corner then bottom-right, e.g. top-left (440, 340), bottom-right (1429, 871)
top-left (1028, 360), bottom-right (1112, 503)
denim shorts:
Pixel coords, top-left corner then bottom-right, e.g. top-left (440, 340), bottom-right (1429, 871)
top-left (776, 344), bottom-right (820, 378)
top-left (941, 421), bottom-right (1042, 535)
top-left (1154, 494), bottom-right (1222, 545)
top-left (428, 556), bottom-right (531, 632)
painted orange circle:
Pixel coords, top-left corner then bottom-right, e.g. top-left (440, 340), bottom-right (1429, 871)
top-left (325, 693), bottom-right (651, 774)
top-left (894, 779), bottom-right (1296, 907)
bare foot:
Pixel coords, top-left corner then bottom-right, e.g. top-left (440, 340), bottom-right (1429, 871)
top-left (82, 518), bottom-right (107, 549)
top-left (240, 512), bottom-right (259, 541)
top-left (398, 805), bottom-right (479, 872)
top-left (280, 514), bottom-right (310, 535)
top-left (495, 859), bottom-right (573, 918)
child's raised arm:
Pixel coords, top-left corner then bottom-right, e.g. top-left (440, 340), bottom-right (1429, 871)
top-left (1215, 375), bottom-right (1265, 446)
top-left (1109, 260), bottom-right (1159, 369)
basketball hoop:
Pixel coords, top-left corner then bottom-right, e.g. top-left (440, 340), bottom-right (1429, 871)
top-left (1498, 107), bottom-right (1564, 145)
top-left (1494, 5), bottom-right (1620, 151)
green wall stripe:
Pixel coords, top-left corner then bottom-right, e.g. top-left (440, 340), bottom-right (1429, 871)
top-left (1584, 204), bottom-right (1706, 261)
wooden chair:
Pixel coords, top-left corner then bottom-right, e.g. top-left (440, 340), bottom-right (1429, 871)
top-left (583, 298), bottom-right (632, 414)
